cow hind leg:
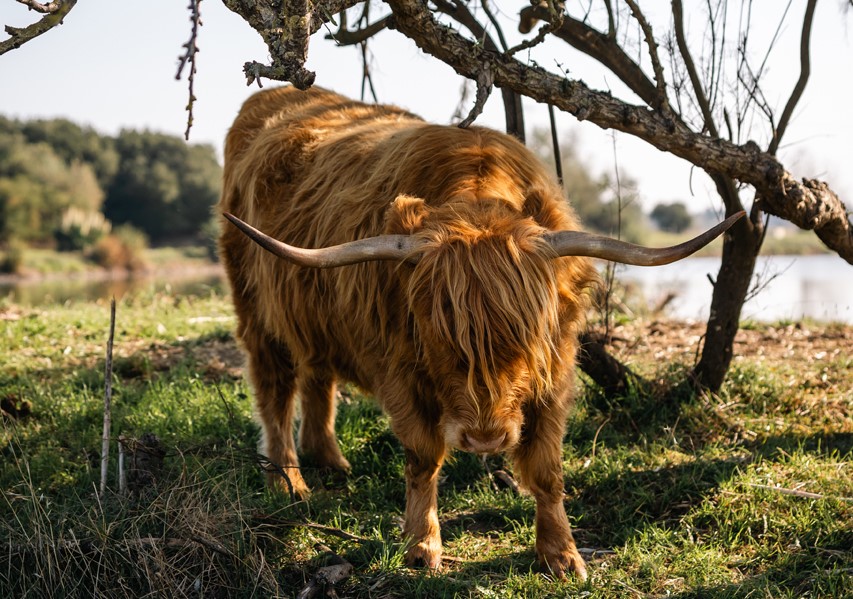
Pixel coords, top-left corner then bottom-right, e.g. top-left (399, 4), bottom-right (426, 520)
top-left (243, 332), bottom-right (311, 499)
top-left (297, 367), bottom-right (351, 473)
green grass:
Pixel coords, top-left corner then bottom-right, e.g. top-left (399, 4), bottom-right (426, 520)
top-left (8, 245), bottom-right (214, 278)
top-left (1, 290), bottom-right (850, 597)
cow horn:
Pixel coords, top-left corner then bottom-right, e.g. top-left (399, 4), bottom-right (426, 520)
top-left (542, 211), bottom-right (746, 266)
top-left (223, 213), bottom-right (421, 268)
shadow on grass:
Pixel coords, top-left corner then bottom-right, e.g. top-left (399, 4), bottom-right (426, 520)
top-left (565, 456), bottom-right (746, 547)
top-left (669, 533), bottom-right (853, 599)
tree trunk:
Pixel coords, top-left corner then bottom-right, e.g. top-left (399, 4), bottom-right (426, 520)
top-left (578, 331), bottom-right (645, 396)
top-left (693, 209), bottom-right (763, 391)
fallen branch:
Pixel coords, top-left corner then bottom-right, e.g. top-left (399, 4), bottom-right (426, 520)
top-left (252, 514), bottom-right (371, 543)
top-left (491, 469), bottom-right (520, 495)
top-left (297, 543), bottom-right (354, 599)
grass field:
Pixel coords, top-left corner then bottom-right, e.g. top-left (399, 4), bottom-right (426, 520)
top-left (1, 290), bottom-right (850, 598)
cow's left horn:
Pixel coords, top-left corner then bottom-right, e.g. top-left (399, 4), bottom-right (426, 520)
top-left (542, 211), bottom-right (746, 266)
top-left (223, 213), bottom-right (421, 268)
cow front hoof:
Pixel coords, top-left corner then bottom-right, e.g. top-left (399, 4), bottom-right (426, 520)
top-left (405, 540), bottom-right (443, 571)
top-left (266, 470), bottom-right (311, 501)
top-left (538, 546), bottom-right (588, 581)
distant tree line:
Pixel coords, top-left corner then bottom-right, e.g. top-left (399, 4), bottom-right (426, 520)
top-left (0, 116), bottom-right (221, 250)
top-left (531, 131), bottom-right (692, 242)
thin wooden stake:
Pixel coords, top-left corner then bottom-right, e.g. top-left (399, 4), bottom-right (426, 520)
top-left (548, 103), bottom-right (563, 187)
top-left (100, 297), bottom-right (116, 497)
top-left (117, 435), bottom-right (126, 495)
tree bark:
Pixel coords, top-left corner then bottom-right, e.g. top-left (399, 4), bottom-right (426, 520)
top-left (693, 208), bottom-right (764, 390)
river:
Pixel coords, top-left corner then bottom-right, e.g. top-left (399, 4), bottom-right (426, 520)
top-left (618, 253), bottom-right (852, 324)
top-left (1, 255), bottom-right (851, 324)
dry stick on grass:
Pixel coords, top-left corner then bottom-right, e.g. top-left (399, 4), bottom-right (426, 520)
top-left (252, 514), bottom-right (370, 543)
top-left (748, 483), bottom-right (853, 503)
top-left (100, 297), bottom-right (116, 497)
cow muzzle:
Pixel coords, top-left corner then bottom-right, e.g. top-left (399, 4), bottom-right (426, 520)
top-left (461, 430), bottom-right (508, 455)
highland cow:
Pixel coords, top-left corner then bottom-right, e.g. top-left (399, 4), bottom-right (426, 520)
top-left (218, 86), bottom-right (742, 578)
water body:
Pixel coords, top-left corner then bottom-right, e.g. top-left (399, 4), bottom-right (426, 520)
top-left (2, 255), bottom-right (850, 324)
top-left (618, 253), bottom-right (852, 324)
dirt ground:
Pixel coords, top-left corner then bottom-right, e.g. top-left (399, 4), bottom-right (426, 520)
top-left (604, 319), bottom-right (851, 371)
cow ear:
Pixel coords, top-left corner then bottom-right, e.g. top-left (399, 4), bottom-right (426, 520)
top-left (386, 194), bottom-right (430, 234)
top-left (523, 186), bottom-right (574, 230)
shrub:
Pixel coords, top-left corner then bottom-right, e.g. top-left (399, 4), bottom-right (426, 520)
top-left (87, 224), bottom-right (148, 271)
top-left (0, 240), bottom-right (24, 274)
top-left (54, 207), bottom-right (111, 251)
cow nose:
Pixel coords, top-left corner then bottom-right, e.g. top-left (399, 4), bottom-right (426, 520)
top-left (463, 431), bottom-right (507, 454)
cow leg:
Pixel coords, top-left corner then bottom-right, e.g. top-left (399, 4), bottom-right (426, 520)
top-left (401, 444), bottom-right (445, 569)
top-left (242, 332), bottom-right (311, 499)
top-left (380, 379), bottom-right (446, 568)
top-left (297, 368), bottom-right (351, 472)
top-left (512, 398), bottom-right (587, 580)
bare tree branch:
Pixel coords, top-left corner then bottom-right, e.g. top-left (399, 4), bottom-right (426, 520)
top-left (433, 0), bottom-right (525, 138)
top-left (672, 0), bottom-right (719, 137)
top-left (15, 0), bottom-right (63, 12)
top-left (385, 0), bottom-right (853, 262)
top-left (326, 14), bottom-right (391, 46)
top-left (0, 0), bottom-right (76, 55)
top-left (176, 0), bottom-right (203, 140)
top-left (623, 0), bottom-right (669, 111)
top-left (519, 5), bottom-right (659, 106)
top-left (458, 64), bottom-right (494, 128)
top-left (221, 0), bottom-right (364, 88)
top-left (768, 0), bottom-right (817, 155)
top-left (506, 1), bottom-right (562, 57)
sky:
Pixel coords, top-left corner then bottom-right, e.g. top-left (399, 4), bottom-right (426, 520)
top-left (1, 0), bottom-right (852, 214)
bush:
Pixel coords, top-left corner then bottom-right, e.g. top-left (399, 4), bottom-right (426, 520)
top-left (650, 202), bottom-right (692, 233)
top-left (0, 241), bottom-right (24, 274)
top-left (54, 207), bottom-right (111, 251)
top-left (87, 224), bottom-right (148, 271)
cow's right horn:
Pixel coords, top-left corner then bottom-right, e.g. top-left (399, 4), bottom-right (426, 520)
top-left (223, 213), bottom-right (422, 268)
top-left (542, 211), bottom-right (745, 266)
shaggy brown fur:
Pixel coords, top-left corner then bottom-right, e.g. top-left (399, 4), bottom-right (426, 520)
top-left (219, 86), bottom-right (598, 579)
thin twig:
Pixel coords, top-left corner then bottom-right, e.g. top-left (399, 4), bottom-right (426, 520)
top-left (253, 515), bottom-right (371, 543)
top-left (747, 483), bottom-right (853, 503)
top-left (768, 0), bottom-right (816, 155)
top-left (176, 0), bottom-right (203, 140)
top-left (480, 0), bottom-right (509, 51)
top-left (326, 15), bottom-right (390, 45)
top-left (672, 0), bottom-right (718, 137)
top-left (100, 297), bottom-right (116, 497)
top-left (623, 0), bottom-right (668, 111)
top-left (590, 416), bottom-right (611, 459)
